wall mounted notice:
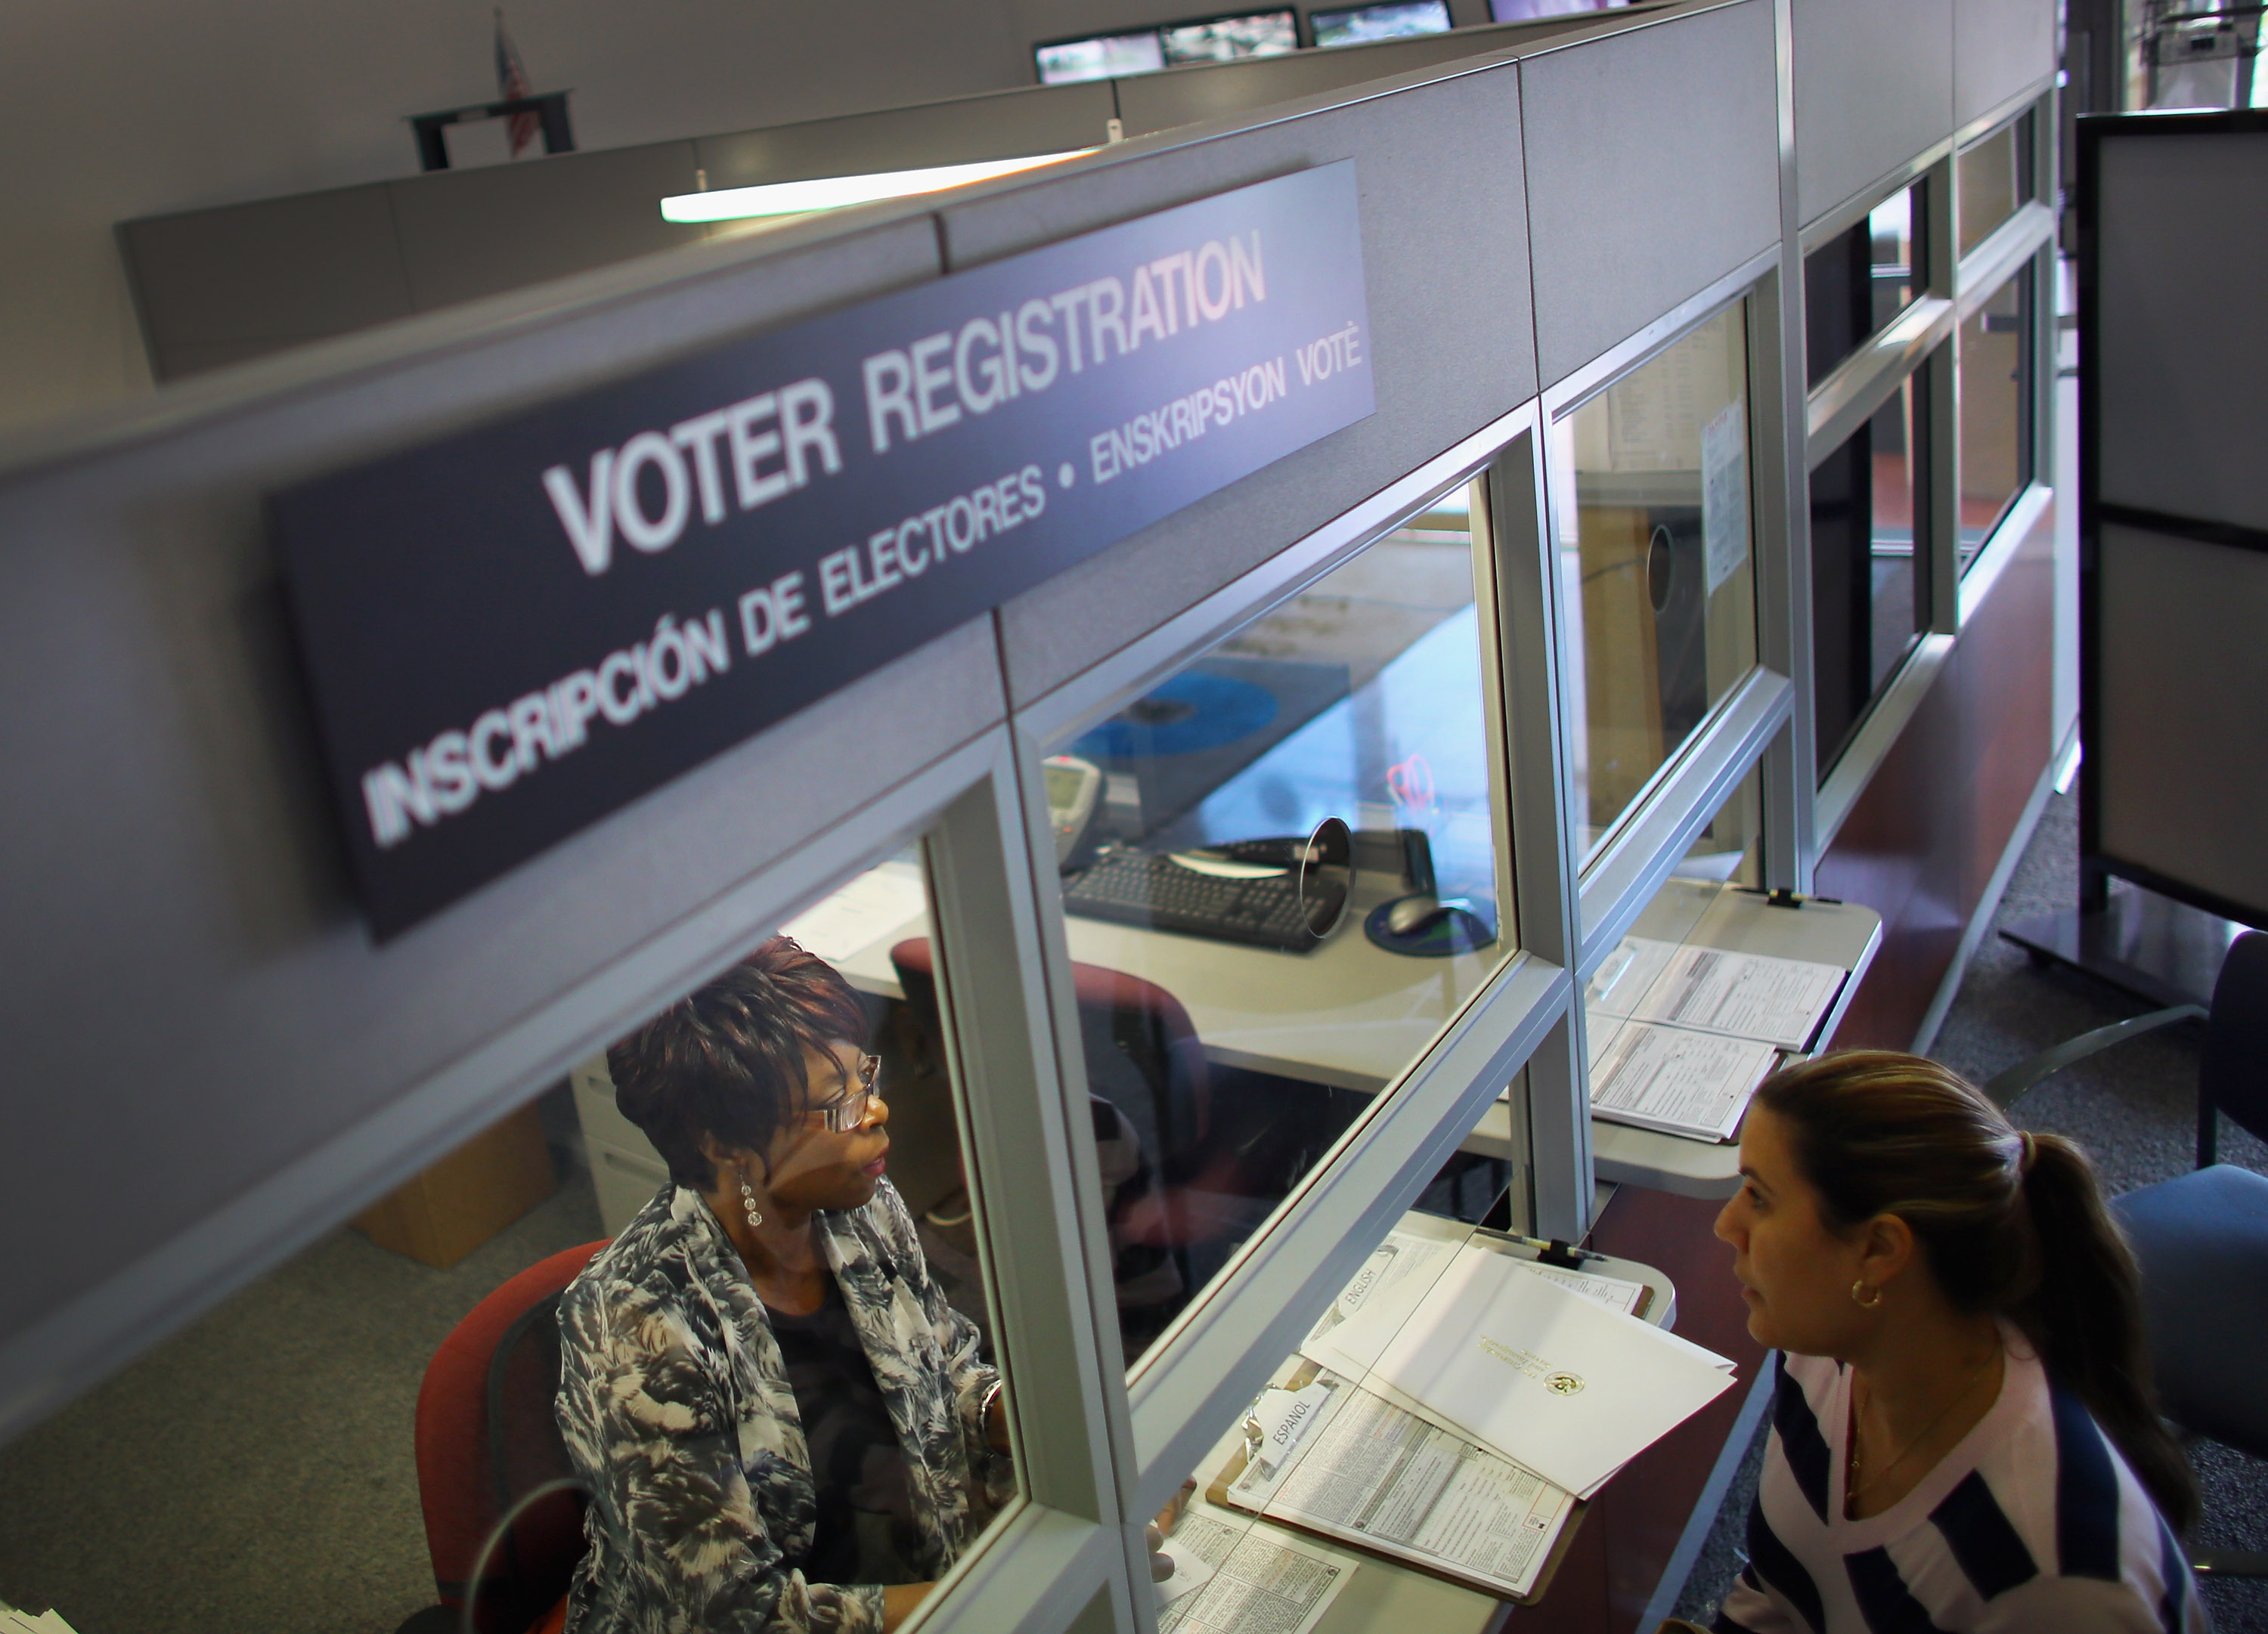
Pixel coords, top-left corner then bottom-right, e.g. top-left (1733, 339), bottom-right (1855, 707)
top-left (275, 162), bottom-right (1374, 936)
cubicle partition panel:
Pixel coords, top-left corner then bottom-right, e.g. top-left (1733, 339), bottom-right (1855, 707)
top-left (1954, 0), bottom-right (2062, 133)
top-left (1811, 79), bottom-right (2059, 1048)
top-left (959, 51), bottom-right (1538, 705)
top-left (1790, 0), bottom-right (1955, 233)
top-left (0, 0), bottom-right (2066, 1627)
top-left (0, 208), bottom-right (981, 1428)
top-left (113, 5), bottom-right (1670, 389)
top-left (1814, 497), bottom-right (2055, 1047)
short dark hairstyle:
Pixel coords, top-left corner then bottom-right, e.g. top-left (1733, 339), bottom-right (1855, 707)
top-left (609, 936), bottom-right (869, 1191)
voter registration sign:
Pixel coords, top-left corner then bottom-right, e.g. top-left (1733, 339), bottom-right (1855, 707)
top-left (274, 162), bottom-right (1374, 936)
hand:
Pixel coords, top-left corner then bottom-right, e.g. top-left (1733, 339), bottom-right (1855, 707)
top-left (1148, 1479), bottom-right (1197, 1583)
top-left (1146, 1521), bottom-right (1174, 1581)
top-left (881, 1583), bottom-right (934, 1632)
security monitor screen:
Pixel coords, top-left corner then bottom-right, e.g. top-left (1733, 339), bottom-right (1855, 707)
top-left (1035, 30), bottom-right (1168, 84)
top-left (1489, 0), bottom-right (1625, 19)
top-left (1311, 0), bottom-right (1452, 45)
top-left (1160, 10), bottom-right (1300, 62)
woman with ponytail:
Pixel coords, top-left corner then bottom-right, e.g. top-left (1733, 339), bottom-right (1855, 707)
top-left (1708, 1051), bottom-right (2204, 1632)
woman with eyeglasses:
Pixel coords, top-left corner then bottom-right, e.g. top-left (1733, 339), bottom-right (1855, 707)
top-left (555, 935), bottom-right (1009, 1634)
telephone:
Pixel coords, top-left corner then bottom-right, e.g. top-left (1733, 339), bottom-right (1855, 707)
top-left (1043, 754), bottom-right (1105, 868)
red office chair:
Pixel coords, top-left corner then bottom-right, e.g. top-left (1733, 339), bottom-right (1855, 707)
top-left (395, 1239), bottom-right (606, 1634)
top-left (888, 938), bottom-right (1210, 1173)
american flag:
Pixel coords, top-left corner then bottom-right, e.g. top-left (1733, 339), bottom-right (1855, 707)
top-left (494, 10), bottom-right (539, 159)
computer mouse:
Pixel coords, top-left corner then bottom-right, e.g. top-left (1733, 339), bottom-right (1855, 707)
top-left (1386, 893), bottom-right (1460, 936)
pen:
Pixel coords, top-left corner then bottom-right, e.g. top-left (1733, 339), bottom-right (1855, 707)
top-left (1503, 1232), bottom-right (1607, 1264)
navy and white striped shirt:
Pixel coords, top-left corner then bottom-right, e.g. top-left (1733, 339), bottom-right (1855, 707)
top-left (1715, 1329), bottom-right (2204, 1633)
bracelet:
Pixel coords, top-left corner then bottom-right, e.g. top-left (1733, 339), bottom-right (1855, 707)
top-left (980, 1379), bottom-right (1005, 1425)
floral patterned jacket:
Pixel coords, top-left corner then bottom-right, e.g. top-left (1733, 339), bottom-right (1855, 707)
top-left (555, 1181), bottom-right (1010, 1634)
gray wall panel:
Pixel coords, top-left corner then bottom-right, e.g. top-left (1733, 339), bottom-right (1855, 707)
top-left (0, 216), bottom-right (961, 1354)
top-left (118, 184), bottom-right (414, 374)
top-left (1792, 0), bottom-right (1954, 227)
top-left (1524, 1), bottom-right (1780, 389)
top-left (2098, 524), bottom-right (2268, 917)
top-left (2095, 132), bottom-right (2268, 531)
top-left (388, 141), bottom-right (709, 312)
top-left (1954, 0), bottom-right (2055, 128)
top-left (940, 66), bottom-right (1534, 706)
top-left (1114, 17), bottom-right (1582, 136)
top-left (697, 83), bottom-right (1120, 188)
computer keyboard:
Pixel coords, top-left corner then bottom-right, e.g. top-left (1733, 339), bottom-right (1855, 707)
top-left (1061, 850), bottom-right (1318, 952)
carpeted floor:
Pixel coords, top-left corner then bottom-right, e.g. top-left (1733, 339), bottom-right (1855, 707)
top-left (1672, 788), bottom-right (2268, 1631)
top-left (0, 1130), bottom-right (605, 1634)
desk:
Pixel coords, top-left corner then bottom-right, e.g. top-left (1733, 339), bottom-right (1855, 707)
top-left (816, 868), bottom-right (1877, 1196)
top-left (1175, 1208), bottom-right (1677, 1633)
top-left (819, 862), bottom-right (1499, 1094)
top-left (1461, 883), bottom-right (1882, 1199)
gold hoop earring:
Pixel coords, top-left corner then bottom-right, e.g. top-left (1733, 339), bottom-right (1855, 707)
top-left (1851, 1279), bottom-right (1883, 1308)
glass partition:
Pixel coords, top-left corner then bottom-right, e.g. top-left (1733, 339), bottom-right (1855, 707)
top-left (1553, 302), bottom-right (1761, 857)
top-left (1036, 478), bottom-right (1514, 1367)
top-left (1810, 367), bottom-right (1932, 769)
top-left (1147, 1093), bottom-right (1602, 1629)
top-left (1805, 181), bottom-right (1927, 387)
top-left (1956, 114), bottom-right (2034, 258)
top-left (0, 842), bottom-right (1031, 1634)
top-left (1957, 268), bottom-right (2034, 569)
top-left (1578, 766), bottom-right (1840, 1153)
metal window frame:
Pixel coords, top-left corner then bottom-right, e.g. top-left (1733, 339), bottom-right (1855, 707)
top-left (1536, 254), bottom-right (1798, 950)
top-left (1004, 401), bottom-right (1586, 1522)
top-left (1811, 96), bottom-right (2060, 855)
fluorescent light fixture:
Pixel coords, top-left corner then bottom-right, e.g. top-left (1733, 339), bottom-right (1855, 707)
top-left (661, 150), bottom-right (1095, 222)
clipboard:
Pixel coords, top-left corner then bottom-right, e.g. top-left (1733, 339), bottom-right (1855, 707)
top-left (1202, 1357), bottom-right (1590, 1606)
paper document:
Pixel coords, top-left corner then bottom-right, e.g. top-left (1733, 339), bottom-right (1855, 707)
top-left (777, 861), bottom-right (927, 961)
top-left (1523, 1261), bottom-right (1649, 1317)
top-left (0, 1612), bottom-right (79, 1634)
top-left (1157, 1504), bottom-right (1353, 1634)
top-left (1223, 1367), bottom-right (1575, 1599)
top-left (1588, 1017), bottom-right (1780, 1143)
top-left (1591, 936), bottom-right (1842, 1051)
top-left (1362, 1242), bottom-right (1737, 1496)
top-left (1154, 1535), bottom-right (1218, 1610)
top-left (1300, 1227), bottom-right (1461, 1375)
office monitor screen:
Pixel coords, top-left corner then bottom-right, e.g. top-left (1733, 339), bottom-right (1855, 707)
top-left (1160, 10), bottom-right (1300, 63)
top-left (1310, 0), bottom-right (1452, 45)
top-left (1035, 30), bottom-right (1167, 84)
top-left (1489, 0), bottom-right (1625, 19)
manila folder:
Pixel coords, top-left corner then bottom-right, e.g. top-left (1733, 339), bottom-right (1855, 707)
top-left (1364, 1242), bottom-right (1737, 1496)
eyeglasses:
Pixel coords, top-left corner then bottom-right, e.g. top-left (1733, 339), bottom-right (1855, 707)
top-left (813, 1054), bottom-right (883, 1132)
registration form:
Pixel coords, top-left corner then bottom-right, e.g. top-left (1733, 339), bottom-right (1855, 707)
top-left (1589, 936), bottom-right (1843, 1051)
top-left (1586, 1015), bottom-right (1780, 1142)
top-left (1221, 1366), bottom-right (1573, 1600)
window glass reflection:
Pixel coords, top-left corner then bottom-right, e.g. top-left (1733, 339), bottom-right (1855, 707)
top-left (1811, 371), bottom-right (1930, 769)
top-left (1805, 182), bottom-right (1925, 387)
top-left (0, 851), bottom-right (1025, 1634)
top-left (1957, 116), bottom-right (2032, 259)
top-left (1557, 303), bottom-right (1760, 855)
top-left (1040, 481), bottom-right (1513, 1366)
top-left (1957, 272), bottom-right (2032, 569)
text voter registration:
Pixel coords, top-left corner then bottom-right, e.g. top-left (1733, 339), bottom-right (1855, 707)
top-left (274, 162), bottom-right (1375, 935)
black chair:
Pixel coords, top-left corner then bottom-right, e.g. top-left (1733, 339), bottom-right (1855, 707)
top-left (1985, 929), bottom-right (2268, 1579)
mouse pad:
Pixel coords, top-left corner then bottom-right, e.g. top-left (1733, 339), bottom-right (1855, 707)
top-left (1070, 655), bottom-right (1349, 840)
top-left (1364, 898), bottom-right (1496, 958)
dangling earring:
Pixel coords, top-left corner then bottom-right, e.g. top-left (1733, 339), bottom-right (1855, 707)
top-left (739, 1174), bottom-right (764, 1230)
top-left (1851, 1279), bottom-right (1883, 1308)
